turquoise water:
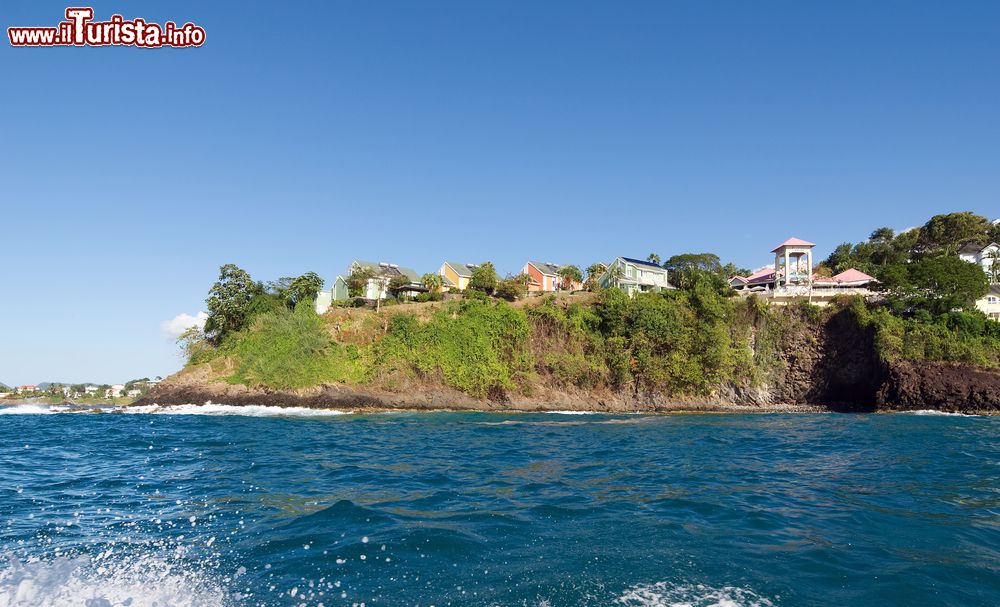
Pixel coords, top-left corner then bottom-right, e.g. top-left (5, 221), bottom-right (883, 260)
top-left (0, 405), bottom-right (997, 606)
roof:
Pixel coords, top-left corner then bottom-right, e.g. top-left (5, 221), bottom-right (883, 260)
top-left (958, 242), bottom-right (986, 255)
top-left (445, 261), bottom-right (478, 278)
top-left (620, 257), bottom-right (666, 270)
top-left (988, 284), bottom-right (1000, 296)
top-left (832, 268), bottom-right (877, 283)
top-left (742, 267), bottom-right (777, 284)
top-left (528, 261), bottom-right (563, 276)
top-left (351, 260), bottom-right (420, 283)
top-left (771, 238), bottom-right (816, 253)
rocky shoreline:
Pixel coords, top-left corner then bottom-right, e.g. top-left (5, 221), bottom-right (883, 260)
top-left (133, 357), bottom-right (999, 415)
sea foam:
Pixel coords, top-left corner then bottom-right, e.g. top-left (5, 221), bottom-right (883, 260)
top-left (0, 554), bottom-right (228, 607)
top-left (121, 403), bottom-right (352, 417)
top-left (615, 582), bottom-right (776, 607)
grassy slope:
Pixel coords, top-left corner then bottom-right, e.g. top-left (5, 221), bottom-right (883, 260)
top-left (188, 291), bottom-right (1000, 400)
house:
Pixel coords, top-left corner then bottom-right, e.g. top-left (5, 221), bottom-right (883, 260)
top-left (84, 385), bottom-right (99, 395)
top-left (106, 384), bottom-right (126, 398)
top-left (126, 388), bottom-right (143, 398)
top-left (598, 257), bottom-right (672, 295)
top-left (318, 261), bottom-right (426, 310)
top-left (521, 261), bottom-right (583, 293)
top-left (439, 261), bottom-right (479, 291)
top-left (16, 385), bottom-right (36, 394)
top-left (976, 285), bottom-right (1000, 320)
top-left (958, 242), bottom-right (1000, 282)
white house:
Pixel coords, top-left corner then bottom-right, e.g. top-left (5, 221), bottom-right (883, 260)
top-left (598, 257), bottom-right (673, 295)
top-left (106, 384), bottom-right (126, 398)
top-left (976, 285), bottom-right (1000, 320)
top-left (337, 261), bottom-right (426, 302)
top-left (958, 242), bottom-right (1000, 282)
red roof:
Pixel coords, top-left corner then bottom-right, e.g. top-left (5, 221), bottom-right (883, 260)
top-left (771, 237), bottom-right (816, 252)
top-left (832, 268), bottom-right (876, 283)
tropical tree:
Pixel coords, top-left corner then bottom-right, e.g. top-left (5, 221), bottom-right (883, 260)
top-left (985, 249), bottom-right (1000, 283)
top-left (607, 264), bottom-right (625, 289)
top-left (422, 272), bottom-right (443, 293)
top-left (663, 253), bottom-right (723, 290)
top-left (585, 263), bottom-right (607, 291)
top-left (495, 273), bottom-right (531, 301)
top-left (557, 265), bottom-right (583, 290)
top-left (388, 274), bottom-right (412, 299)
top-left (287, 272), bottom-right (324, 307)
top-left (647, 253), bottom-right (661, 265)
top-left (204, 264), bottom-right (260, 345)
top-left (468, 261), bottom-right (498, 294)
top-left (346, 267), bottom-right (375, 298)
top-left (915, 212), bottom-right (994, 257)
top-left (879, 255), bottom-right (989, 314)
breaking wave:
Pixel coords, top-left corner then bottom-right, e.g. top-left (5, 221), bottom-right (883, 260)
top-left (901, 409), bottom-right (979, 417)
top-left (0, 403), bottom-right (351, 417)
top-left (615, 582), bottom-right (776, 607)
top-left (120, 403), bottom-right (351, 417)
top-left (0, 553), bottom-right (229, 607)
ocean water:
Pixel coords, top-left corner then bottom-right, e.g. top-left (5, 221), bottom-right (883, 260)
top-left (0, 405), bottom-right (997, 606)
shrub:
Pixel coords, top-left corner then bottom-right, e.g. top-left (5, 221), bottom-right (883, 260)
top-left (223, 304), bottom-right (361, 389)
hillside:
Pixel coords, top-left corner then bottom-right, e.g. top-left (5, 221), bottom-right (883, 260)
top-left (140, 291), bottom-right (1000, 414)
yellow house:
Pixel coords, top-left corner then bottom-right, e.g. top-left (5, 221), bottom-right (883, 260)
top-left (439, 261), bottom-right (478, 291)
top-left (976, 285), bottom-right (1000, 320)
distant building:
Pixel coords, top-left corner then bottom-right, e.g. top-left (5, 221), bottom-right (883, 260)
top-left (84, 385), bottom-right (99, 395)
top-left (521, 261), bottom-right (583, 293)
top-left (439, 261), bottom-right (479, 291)
top-left (976, 285), bottom-right (1000, 320)
top-left (126, 388), bottom-right (143, 398)
top-left (106, 384), bottom-right (126, 398)
top-left (16, 385), bottom-right (36, 394)
top-left (958, 242), bottom-right (1000, 282)
top-left (731, 237), bottom-right (878, 306)
top-left (598, 257), bottom-right (673, 296)
top-left (339, 261), bottom-right (426, 302)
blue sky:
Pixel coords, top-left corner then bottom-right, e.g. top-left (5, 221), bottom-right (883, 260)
top-left (1, 1), bottom-right (998, 385)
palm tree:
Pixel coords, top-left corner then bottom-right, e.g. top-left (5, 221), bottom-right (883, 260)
top-left (585, 262), bottom-right (607, 291)
top-left (557, 265), bottom-right (583, 290)
top-left (986, 249), bottom-right (1000, 283)
top-left (422, 272), bottom-right (443, 293)
top-left (647, 253), bottom-right (661, 265)
top-left (608, 265), bottom-right (626, 289)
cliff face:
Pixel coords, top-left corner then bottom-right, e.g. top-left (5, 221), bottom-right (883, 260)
top-left (138, 308), bottom-right (1000, 414)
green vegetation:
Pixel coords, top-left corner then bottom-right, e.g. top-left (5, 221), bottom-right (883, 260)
top-left (204, 264), bottom-right (325, 345)
top-left (185, 211), bottom-right (999, 399)
top-left (662, 253), bottom-right (749, 292)
top-left (557, 265), bottom-right (583, 287)
top-left (185, 279), bottom-right (788, 398)
top-left (845, 297), bottom-right (1000, 368)
top-left (468, 262), bottom-right (499, 294)
top-left (824, 212), bottom-right (993, 313)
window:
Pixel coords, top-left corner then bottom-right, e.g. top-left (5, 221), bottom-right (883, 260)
top-left (988, 297), bottom-right (999, 304)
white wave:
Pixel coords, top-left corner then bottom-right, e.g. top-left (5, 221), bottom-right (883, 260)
top-left (0, 554), bottom-right (228, 607)
top-left (544, 410), bottom-right (602, 415)
top-left (121, 403), bottom-right (351, 417)
top-left (616, 582), bottom-right (775, 607)
top-left (0, 405), bottom-right (60, 415)
top-left (901, 409), bottom-right (979, 417)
